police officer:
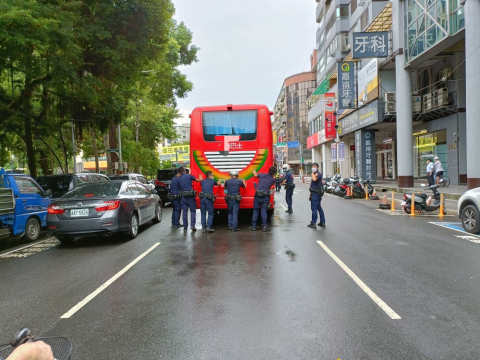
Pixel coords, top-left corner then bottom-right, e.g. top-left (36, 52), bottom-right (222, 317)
top-left (275, 173), bottom-right (281, 192)
top-left (307, 162), bottom-right (326, 229)
top-left (169, 169), bottom-right (182, 228)
top-left (251, 167), bottom-right (276, 232)
top-left (199, 171), bottom-right (217, 233)
top-left (178, 167), bottom-right (197, 232)
top-left (224, 170), bottom-right (245, 232)
top-left (282, 164), bottom-right (294, 214)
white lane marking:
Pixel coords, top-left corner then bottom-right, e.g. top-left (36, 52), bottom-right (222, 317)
top-left (0, 238), bottom-right (59, 258)
top-left (60, 242), bottom-right (160, 319)
top-left (316, 240), bottom-right (401, 320)
top-left (0, 239), bottom-right (50, 257)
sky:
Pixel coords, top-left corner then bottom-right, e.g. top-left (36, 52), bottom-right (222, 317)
top-left (172, 0), bottom-right (317, 124)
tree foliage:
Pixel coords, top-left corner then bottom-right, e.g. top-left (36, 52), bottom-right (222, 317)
top-left (0, 0), bottom-right (197, 176)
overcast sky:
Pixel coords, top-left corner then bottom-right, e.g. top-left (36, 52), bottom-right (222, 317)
top-left (172, 0), bottom-right (316, 124)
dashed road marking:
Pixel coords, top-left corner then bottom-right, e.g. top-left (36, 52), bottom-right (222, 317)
top-left (0, 238), bottom-right (59, 259)
top-left (316, 240), bottom-right (401, 320)
top-left (60, 242), bottom-right (160, 319)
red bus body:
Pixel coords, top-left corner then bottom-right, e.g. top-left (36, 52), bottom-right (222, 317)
top-left (190, 104), bottom-right (274, 210)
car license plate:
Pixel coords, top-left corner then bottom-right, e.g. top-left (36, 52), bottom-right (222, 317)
top-left (70, 208), bottom-right (89, 217)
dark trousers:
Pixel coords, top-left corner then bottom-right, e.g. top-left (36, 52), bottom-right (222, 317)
top-left (171, 199), bottom-right (181, 226)
top-left (181, 197), bottom-right (196, 230)
top-left (200, 198), bottom-right (214, 229)
top-left (227, 199), bottom-right (240, 229)
top-left (310, 193), bottom-right (325, 225)
top-left (285, 187), bottom-right (294, 211)
top-left (252, 196), bottom-right (269, 227)
top-left (427, 174), bottom-right (435, 186)
top-left (275, 182), bottom-right (281, 191)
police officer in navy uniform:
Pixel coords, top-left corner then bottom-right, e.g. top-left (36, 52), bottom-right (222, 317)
top-left (199, 171), bottom-right (217, 233)
top-left (251, 166), bottom-right (276, 232)
top-left (169, 169), bottom-right (182, 228)
top-left (224, 170), bottom-right (245, 232)
top-left (282, 164), bottom-right (295, 214)
top-left (308, 162), bottom-right (326, 229)
top-left (178, 167), bottom-right (197, 232)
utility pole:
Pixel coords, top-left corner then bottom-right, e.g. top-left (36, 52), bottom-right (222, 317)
top-left (71, 119), bottom-right (76, 173)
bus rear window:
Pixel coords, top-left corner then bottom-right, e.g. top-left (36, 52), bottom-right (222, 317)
top-left (203, 110), bottom-right (257, 141)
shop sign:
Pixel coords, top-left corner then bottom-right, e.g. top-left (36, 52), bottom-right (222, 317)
top-left (307, 133), bottom-right (319, 149)
top-left (338, 142), bottom-right (345, 161)
top-left (287, 141), bottom-right (299, 148)
top-left (357, 59), bottom-right (379, 106)
top-left (331, 143), bottom-right (337, 162)
top-left (318, 129), bottom-right (327, 145)
top-left (275, 142), bottom-right (287, 147)
top-left (325, 111), bottom-right (337, 139)
top-left (338, 62), bottom-right (356, 110)
top-left (339, 100), bottom-right (381, 135)
top-left (353, 32), bottom-right (389, 59)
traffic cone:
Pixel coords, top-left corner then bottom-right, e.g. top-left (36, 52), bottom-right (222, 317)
top-left (344, 186), bottom-right (352, 199)
top-left (379, 193), bottom-right (390, 209)
top-left (370, 188), bottom-right (379, 200)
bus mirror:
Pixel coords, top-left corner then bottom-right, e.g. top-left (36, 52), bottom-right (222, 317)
top-left (269, 111), bottom-right (274, 116)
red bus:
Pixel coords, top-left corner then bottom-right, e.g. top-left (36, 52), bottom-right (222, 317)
top-left (189, 104), bottom-right (274, 213)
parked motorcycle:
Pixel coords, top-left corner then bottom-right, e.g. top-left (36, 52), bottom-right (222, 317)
top-left (361, 180), bottom-right (379, 200)
top-left (350, 177), bottom-right (366, 199)
top-left (402, 184), bottom-right (443, 214)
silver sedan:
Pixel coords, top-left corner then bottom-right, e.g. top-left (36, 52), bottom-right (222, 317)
top-left (47, 180), bottom-right (162, 244)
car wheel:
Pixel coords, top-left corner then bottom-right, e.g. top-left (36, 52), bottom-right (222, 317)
top-left (128, 213), bottom-right (139, 239)
top-left (461, 204), bottom-right (480, 234)
top-left (154, 204), bottom-right (163, 223)
top-left (24, 217), bottom-right (41, 242)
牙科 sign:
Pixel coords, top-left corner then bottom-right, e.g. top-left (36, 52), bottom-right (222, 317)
top-left (353, 32), bottom-right (389, 59)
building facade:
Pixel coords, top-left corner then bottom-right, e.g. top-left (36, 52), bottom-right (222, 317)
top-left (273, 72), bottom-right (317, 174)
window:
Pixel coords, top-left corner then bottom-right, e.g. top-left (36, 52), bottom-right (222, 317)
top-left (203, 110), bottom-right (257, 141)
top-left (14, 177), bottom-right (43, 194)
top-left (62, 182), bottom-right (122, 198)
top-left (337, 5), bottom-right (349, 18)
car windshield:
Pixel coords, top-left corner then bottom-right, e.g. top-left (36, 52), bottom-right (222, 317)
top-left (61, 182), bottom-right (122, 199)
top-left (157, 170), bottom-right (176, 180)
top-left (109, 175), bottom-right (130, 181)
top-left (36, 175), bottom-right (72, 197)
top-left (202, 110), bottom-right (257, 141)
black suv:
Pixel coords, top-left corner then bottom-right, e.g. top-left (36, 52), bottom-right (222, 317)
top-left (155, 169), bottom-right (177, 204)
top-left (36, 173), bottom-right (110, 198)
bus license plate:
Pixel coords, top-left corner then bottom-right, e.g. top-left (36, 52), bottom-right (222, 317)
top-left (70, 208), bottom-right (89, 217)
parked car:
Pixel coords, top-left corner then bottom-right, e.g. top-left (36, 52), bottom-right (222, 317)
top-left (0, 169), bottom-right (51, 241)
top-left (36, 173), bottom-right (110, 199)
top-left (458, 187), bottom-right (480, 234)
top-left (155, 169), bottom-right (177, 204)
top-left (47, 180), bottom-right (162, 244)
top-left (108, 173), bottom-right (155, 192)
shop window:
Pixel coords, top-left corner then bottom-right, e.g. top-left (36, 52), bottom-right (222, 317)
top-left (413, 129), bottom-right (448, 178)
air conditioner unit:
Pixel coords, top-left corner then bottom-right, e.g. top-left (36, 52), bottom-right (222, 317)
top-left (436, 88), bottom-right (449, 107)
top-left (423, 93), bottom-right (433, 111)
top-left (412, 95), bottom-right (422, 113)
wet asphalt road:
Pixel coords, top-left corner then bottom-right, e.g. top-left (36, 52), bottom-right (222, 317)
top-left (1, 183), bottom-right (480, 359)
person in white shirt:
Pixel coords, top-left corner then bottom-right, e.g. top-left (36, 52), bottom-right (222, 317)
top-left (434, 156), bottom-right (444, 185)
top-left (426, 159), bottom-right (434, 186)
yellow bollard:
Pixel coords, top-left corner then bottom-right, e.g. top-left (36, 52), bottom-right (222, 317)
top-left (439, 193), bottom-right (445, 218)
top-left (365, 184), bottom-right (369, 200)
top-left (391, 191), bottom-right (395, 212)
top-left (411, 193), bottom-right (415, 216)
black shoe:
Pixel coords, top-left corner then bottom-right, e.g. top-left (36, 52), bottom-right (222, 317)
top-left (262, 226), bottom-right (269, 232)
top-left (250, 226), bottom-right (257, 231)
top-left (234, 228), bottom-right (240, 232)
top-left (288, 209), bottom-right (293, 214)
top-left (183, 228), bottom-right (188, 233)
top-left (307, 223), bottom-right (317, 230)
top-left (176, 224), bottom-right (182, 229)
top-left (285, 209), bottom-right (290, 213)
top-left (318, 223), bottom-right (326, 228)
top-left (191, 228), bottom-right (197, 232)
top-left (207, 228), bottom-right (215, 233)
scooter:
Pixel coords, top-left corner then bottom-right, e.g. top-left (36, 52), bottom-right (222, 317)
top-left (361, 180), bottom-right (379, 200)
top-left (402, 184), bottom-right (443, 214)
top-left (350, 177), bottom-right (366, 199)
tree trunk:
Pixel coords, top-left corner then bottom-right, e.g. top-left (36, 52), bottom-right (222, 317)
top-left (91, 126), bottom-right (99, 173)
top-left (59, 126), bottom-right (69, 173)
top-left (24, 116), bottom-right (36, 177)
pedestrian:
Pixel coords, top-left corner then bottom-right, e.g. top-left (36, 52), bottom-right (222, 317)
top-left (251, 167), bottom-right (276, 232)
top-left (434, 156), bottom-right (444, 185)
top-left (275, 173), bottom-right (282, 192)
top-left (178, 167), bottom-right (197, 232)
top-left (199, 171), bottom-right (217, 233)
top-left (307, 162), bottom-right (326, 229)
top-left (169, 169), bottom-right (182, 228)
top-left (224, 170), bottom-right (245, 232)
top-left (282, 164), bottom-right (295, 214)
top-left (426, 159), bottom-right (435, 186)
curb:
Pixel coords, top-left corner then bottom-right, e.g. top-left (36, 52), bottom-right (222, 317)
top-left (373, 185), bottom-right (462, 201)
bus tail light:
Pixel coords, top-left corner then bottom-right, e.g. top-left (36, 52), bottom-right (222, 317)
top-left (95, 200), bottom-right (120, 212)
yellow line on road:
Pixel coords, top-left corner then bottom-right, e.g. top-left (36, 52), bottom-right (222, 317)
top-left (61, 242), bottom-right (160, 319)
top-left (316, 240), bottom-right (401, 320)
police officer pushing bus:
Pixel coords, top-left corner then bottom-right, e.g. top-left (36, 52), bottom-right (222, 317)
top-left (178, 167), bottom-right (197, 232)
top-left (224, 170), bottom-right (245, 232)
top-left (282, 164), bottom-right (294, 214)
top-left (199, 171), bottom-right (217, 233)
top-left (251, 166), bottom-right (276, 232)
top-left (307, 162), bottom-right (326, 229)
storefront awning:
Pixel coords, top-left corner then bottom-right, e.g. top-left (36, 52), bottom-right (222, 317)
top-left (312, 72), bottom-right (336, 95)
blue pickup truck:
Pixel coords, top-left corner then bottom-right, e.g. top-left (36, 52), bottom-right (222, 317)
top-left (0, 169), bottom-right (51, 241)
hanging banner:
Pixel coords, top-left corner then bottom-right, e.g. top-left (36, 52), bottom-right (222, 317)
top-left (353, 32), bottom-right (389, 58)
top-left (331, 143), bottom-right (337, 162)
top-left (338, 142), bottom-right (345, 161)
top-left (355, 130), bottom-right (376, 181)
top-left (338, 62), bottom-right (355, 110)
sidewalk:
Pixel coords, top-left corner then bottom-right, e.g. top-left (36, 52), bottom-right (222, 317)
top-left (373, 180), bottom-right (467, 200)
